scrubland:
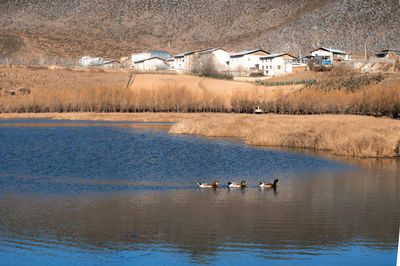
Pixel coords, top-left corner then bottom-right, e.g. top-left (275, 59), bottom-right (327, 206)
top-left (1, 1), bottom-right (398, 58)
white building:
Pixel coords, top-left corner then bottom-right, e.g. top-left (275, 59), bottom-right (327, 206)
top-left (79, 56), bottom-right (103, 67)
top-left (132, 57), bottom-right (166, 70)
top-left (198, 48), bottom-right (230, 72)
top-left (172, 52), bottom-right (186, 70)
top-left (131, 51), bottom-right (170, 64)
top-left (311, 47), bottom-right (349, 63)
top-left (375, 49), bottom-right (400, 59)
top-left (229, 49), bottom-right (270, 73)
top-left (166, 58), bottom-right (174, 67)
top-left (103, 60), bottom-right (120, 69)
top-left (259, 53), bottom-right (298, 76)
top-left (183, 51), bottom-right (198, 72)
top-left (171, 50), bottom-right (199, 71)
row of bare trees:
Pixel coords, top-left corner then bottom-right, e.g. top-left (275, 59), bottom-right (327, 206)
top-left (1, 82), bottom-right (399, 118)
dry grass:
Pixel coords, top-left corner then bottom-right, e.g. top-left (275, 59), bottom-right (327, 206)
top-left (0, 65), bottom-right (296, 95)
top-left (0, 65), bottom-right (301, 113)
top-left (169, 114), bottom-right (400, 158)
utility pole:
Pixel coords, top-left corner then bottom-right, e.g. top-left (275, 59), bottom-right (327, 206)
top-left (364, 42), bottom-right (367, 62)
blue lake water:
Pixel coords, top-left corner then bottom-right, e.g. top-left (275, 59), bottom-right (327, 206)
top-left (0, 119), bottom-right (399, 265)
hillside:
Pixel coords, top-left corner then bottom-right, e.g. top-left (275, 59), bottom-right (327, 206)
top-left (0, 0), bottom-right (399, 59)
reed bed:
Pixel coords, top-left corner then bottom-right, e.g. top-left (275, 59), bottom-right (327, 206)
top-left (169, 114), bottom-right (400, 158)
top-left (1, 82), bottom-right (399, 118)
top-left (0, 83), bottom-right (277, 113)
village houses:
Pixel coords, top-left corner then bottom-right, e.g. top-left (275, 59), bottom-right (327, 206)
top-left (79, 44), bottom-right (359, 75)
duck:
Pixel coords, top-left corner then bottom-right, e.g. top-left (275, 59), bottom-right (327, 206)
top-left (259, 179), bottom-right (279, 188)
top-left (197, 181), bottom-right (220, 188)
top-left (228, 180), bottom-right (247, 188)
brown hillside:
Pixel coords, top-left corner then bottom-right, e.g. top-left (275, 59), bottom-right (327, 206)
top-left (0, 0), bottom-right (399, 58)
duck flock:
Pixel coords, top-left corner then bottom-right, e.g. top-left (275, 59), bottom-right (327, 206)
top-left (197, 179), bottom-right (279, 189)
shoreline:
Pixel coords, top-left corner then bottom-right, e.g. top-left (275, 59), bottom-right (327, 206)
top-left (1, 112), bottom-right (400, 158)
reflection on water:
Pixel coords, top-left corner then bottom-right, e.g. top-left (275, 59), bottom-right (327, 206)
top-left (0, 120), bottom-right (399, 265)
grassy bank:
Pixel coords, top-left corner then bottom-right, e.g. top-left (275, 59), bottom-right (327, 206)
top-left (169, 114), bottom-right (400, 158)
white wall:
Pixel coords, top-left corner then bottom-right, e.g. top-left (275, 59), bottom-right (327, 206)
top-left (173, 57), bottom-right (185, 70)
top-left (311, 49), bottom-right (332, 58)
top-left (311, 49), bottom-right (349, 61)
top-left (229, 54), bottom-right (264, 72)
top-left (79, 56), bottom-right (103, 67)
top-left (259, 55), bottom-right (295, 76)
top-left (133, 58), bottom-right (165, 70)
top-left (184, 53), bottom-right (197, 71)
top-left (211, 50), bottom-right (230, 72)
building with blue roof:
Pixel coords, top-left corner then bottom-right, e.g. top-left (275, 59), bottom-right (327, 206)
top-left (311, 47), bottom-right (349, 64)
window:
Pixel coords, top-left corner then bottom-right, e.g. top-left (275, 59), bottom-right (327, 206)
top-left (278, 65), bottom-right (281, 70)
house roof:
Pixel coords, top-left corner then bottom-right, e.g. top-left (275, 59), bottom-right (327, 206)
top-left (173, 53), bottom-right (186, 58)
top-left (132, 50), bottom-right (169, 55)
top-left (184, 50), bottom-right (198, 56)
top-left (260, 53), bottom-right (298, 60)
top-left (199, 48), bottom-right (228, 54)
top-left (378, 49), bottom-right (400, 53)
top-left (230, 49), bottom-right (270, 58)
top-left (134, 57), bottom-right (166, 64)
top-left (103, 60), bottom-right (120, 65)
top-left (311, 47), bottom-right (347, 54)
top-left (81, 56), bottom-right (102, 60)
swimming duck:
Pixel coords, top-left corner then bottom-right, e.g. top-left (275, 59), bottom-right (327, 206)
top-left (259, 179), bottom-right (279, 188)
top-left (197, 181), bottom-right (220, 188)
top-left (228, 180), bottom-right (247, 188)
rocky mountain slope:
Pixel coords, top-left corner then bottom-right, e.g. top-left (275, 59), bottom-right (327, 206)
top-left (0, 0), bottom-right (399, 58)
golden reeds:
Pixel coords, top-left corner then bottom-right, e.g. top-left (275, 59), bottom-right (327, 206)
top-left (169, 114), bottom-right (400, 158)
top-left (1, 82), bottom-right (399, 118)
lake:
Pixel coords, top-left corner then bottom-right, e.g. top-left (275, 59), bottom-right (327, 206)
top-left (0, 119), bottom-right (399, 265)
